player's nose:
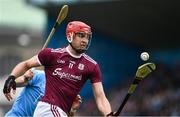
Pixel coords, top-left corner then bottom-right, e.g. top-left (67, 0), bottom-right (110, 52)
top-left (81, 37), bottom-right (89, 44)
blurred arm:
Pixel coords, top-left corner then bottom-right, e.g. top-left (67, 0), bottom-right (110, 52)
top-left (11, 55), bottom-right (40, 78)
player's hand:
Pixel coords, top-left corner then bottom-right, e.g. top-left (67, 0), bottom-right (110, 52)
top-left (24, 69), bottom-right (34, 81)
top-left (69, 95), bottom-right (82, 116)
top-left (106, 111), bottom-right (116, 117)
top-left (71, 94), bottom-right (82, 110)
top-left (3, 75), bottom-right (16, 101)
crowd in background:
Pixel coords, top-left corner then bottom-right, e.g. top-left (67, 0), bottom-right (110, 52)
top-left (77, 62), bottom-right (180, 116)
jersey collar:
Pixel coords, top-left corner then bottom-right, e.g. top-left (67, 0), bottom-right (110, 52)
top-left (66, 47), bottom-right (82, 58)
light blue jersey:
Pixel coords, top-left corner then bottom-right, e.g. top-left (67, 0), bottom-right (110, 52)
top-left (5, 70), bottom-right (45, 117)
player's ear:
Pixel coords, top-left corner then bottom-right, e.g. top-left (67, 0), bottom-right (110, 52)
top-left (67, 32), bottom-right (73, 43)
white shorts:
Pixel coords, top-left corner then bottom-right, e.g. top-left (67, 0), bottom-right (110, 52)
top-left (33, 101), bottom-right (68, 117)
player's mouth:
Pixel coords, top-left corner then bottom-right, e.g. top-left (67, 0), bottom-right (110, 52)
top-left (81, 44), bottom-right (87, 48)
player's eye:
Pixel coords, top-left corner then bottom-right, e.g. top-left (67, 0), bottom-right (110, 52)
top-left (75, 32), bottom-right (92, 40)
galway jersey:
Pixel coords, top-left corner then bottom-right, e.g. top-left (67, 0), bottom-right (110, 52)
top-left (37, 47), bottom-right (102, 114)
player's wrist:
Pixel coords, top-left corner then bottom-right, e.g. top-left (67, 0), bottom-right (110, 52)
top-left (106, 111), bottom-right (115, 116)
top-left (8, 75), bottom-right (16, 80)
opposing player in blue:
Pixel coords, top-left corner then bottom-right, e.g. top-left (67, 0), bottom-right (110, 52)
top-left (5, 69), bottom-right (81, 117)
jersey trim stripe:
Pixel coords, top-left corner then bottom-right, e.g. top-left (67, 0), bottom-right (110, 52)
top-left (51, 105), bottom-right (61, 117)
top-left (51, 105), bottom-right (57, 117)
top-left (82, 54), bottom-right (97, 64)
top-left (36, 55), bottom-right (42, 65)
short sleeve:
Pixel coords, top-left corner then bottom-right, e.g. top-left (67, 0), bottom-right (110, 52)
top-left (90, 64), bottom-right (102, 83)
top-left (38, 48), bottom-right (53, 66)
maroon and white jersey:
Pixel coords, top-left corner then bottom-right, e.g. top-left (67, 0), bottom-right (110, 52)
top-left (37, 47), bottom-right (102, 114)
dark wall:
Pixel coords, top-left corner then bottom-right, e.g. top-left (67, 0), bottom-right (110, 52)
top-left (44, 0), bottom-right (180, 98)
top-left (47, 0), bottom-right (180, 49)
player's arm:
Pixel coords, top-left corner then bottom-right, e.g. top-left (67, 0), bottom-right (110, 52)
top-left (69, 95), bottom-right (82, 117)
top-left (92, 82), bottom-right (112, 116)
top-left (3, 55), bottom-right (40, 101)
top-left (11, 55), bottom-right (40, 78)
top-left (15, 69), bottom-right (34, 87)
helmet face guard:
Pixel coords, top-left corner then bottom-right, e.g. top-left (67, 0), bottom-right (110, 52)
top-left (66, 21), bottom-right (92, 53)
top-left (74, 32), bottom-right (92, 49)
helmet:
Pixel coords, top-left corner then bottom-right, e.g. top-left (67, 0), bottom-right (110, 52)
top-left (66, 21), bottom-right (92, 42)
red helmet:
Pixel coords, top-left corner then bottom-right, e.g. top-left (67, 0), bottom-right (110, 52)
top-left (66, 21), bottom-right (92, 42)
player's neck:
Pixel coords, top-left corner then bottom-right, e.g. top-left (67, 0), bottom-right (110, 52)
top-left (66, 45), bottom-right (82, 58)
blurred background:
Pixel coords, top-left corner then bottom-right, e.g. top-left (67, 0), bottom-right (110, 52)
top-left (0, 0), bottom-right (179, 116)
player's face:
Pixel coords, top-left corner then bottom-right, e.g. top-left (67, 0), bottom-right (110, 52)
top-left (71, 32), bottom-right (91, 53)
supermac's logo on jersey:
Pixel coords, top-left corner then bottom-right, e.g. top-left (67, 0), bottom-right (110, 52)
top-left (52, 68), bottom-right (82, 82)
top-left (78, 63), bottom-right (84, 70)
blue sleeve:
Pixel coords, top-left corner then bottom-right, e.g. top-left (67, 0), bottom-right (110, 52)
top-left (5, 109), bottom-right (17, 117)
